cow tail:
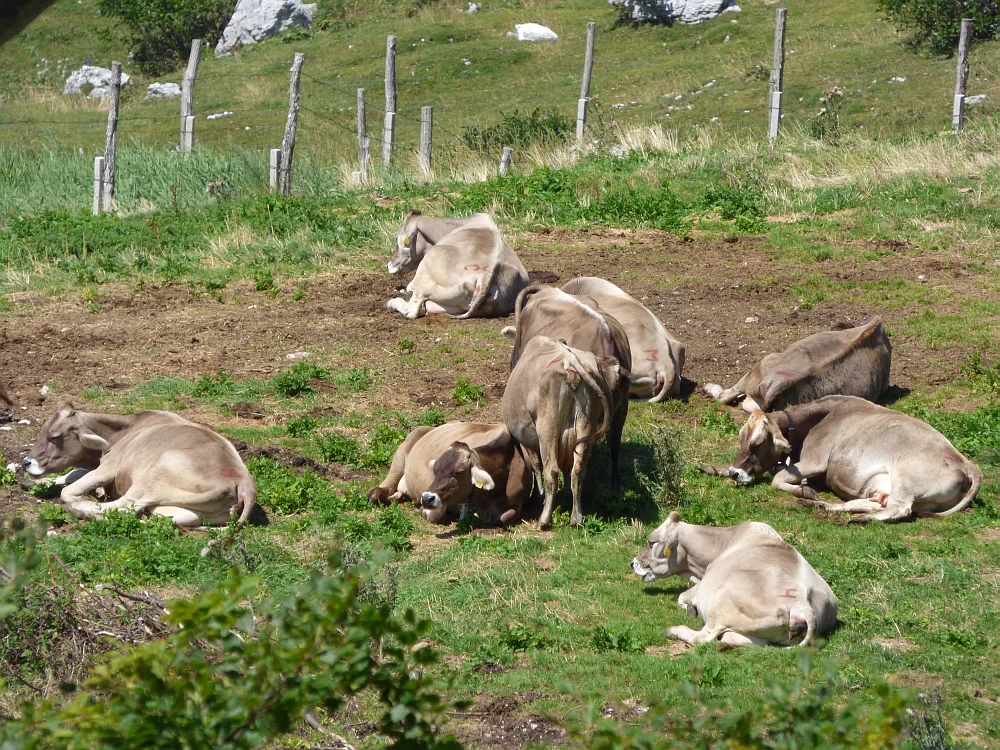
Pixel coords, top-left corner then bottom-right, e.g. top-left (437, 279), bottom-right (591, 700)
top-left (934, 461), bottom-right (982, 517)
top-left (235, 478), bottom-right (257, 531)
top-left (647, 369), bottom-right (675, 404)
top-left (561, 346), bottom-right (612, 446)
top-left (451, 230), bottom-right (504, 320)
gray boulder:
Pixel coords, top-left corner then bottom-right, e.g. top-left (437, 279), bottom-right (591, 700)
top-left (63, 65), bottom-right (132, 98)
top-left (147, 82), bottom-right (182, 98)
top-left (215, 0), bottom-right (316, 56)
top-left (610, 0), bottom-right (740, 25)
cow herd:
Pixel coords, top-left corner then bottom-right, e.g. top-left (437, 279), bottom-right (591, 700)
top-left (6, 210), bottom-right (984, 649)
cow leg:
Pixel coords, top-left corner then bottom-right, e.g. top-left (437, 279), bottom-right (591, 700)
top-left (702, 383), bottom-right (742, 405)
top-left (521, 447), bottom-right (544, 507)
top-left (808, 498), bottom-right (885, 513)
top-left (772, 461), bottom-right (826, 501)
top-left (678, 585), bottom-right (700, 617)
top-left (718, 631), bottom-right (771, 649)
top-left (607, 401), bottom-right (628, 486)
top-left (59, 464), bottom-right (116, 518)
top-left (666, 624), bottom-right (726, 645)
top-left (537, 439), bottom-right (562, 531)
top-left (367, 426), bottom-right (432, 504)
top-left (424, 300), bottom-right (466, 316)
top-left (849, 501), bottom-right (914, 524)
top-left (385, 295), bottom-right (426, 320)
top-left (151, 506), bottom-right (203, 528)
top-left (569, 443), bottom-right (592, 528)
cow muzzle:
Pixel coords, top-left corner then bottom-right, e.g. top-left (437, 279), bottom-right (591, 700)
top-left (21, 457), bottom-right (44, 477)
top-left (631, 558), bottom-right (656, 583)
top-left (420, 491), bottom-right (442, 509)
top-left (387, 261), bottom-right (400, 274)
top-left (728, 466), bottom-right (753, 485)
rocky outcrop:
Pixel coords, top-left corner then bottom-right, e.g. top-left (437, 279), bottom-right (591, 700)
top-left (514, 23), bottom-right (558, 41)
top-left (63, 66), bottom-right (132, 98)
top-left (215, 0), bottom-right (316, 56)
top-left (610, 0), bottom-right (741, 25)
top-left (146, 82), bottom-right (181, 98)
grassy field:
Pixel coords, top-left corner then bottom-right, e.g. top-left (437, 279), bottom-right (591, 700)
top-left (1, 1), bottom-right (1000, 747)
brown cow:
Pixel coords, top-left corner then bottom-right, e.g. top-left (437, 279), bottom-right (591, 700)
top-left (502, 336), bottom-right (622, 530)
top-left (367, 422), bottom-right (529, 525)
top-left (703, 317), bottom-right (891, 413)
top-left (22, 405), bottom-right (256, 528)
top-left (502, 285), bottom-right (631, 485)
top-left (561, 277), bottom-right (685, 401)
top-left (702, 396), bottom-right (982, 523)
top-left (385, 213), bottom-right (529, 319)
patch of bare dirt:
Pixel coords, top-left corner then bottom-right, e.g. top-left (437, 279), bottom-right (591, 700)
top-left (450, 693), bottom-right (565, 749)
top-left (645, 642), bottom-right (692, 657)
top-left (531, 557), bottom-right (558, 572)
top-left (975, 528), bottom-right (1000, 543)
top-left (873, 637), bottom-right (918, 651)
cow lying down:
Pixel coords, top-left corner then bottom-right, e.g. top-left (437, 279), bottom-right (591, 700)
top-left (703, 396), bottom-right (982, 523)
top-left (21, 405), bottom-right (257, 528)
top-left (367, 422), bottom-right (529, 525)
top-left (631, 512), bottom-right (838, 648)
top-left (703, 317), bottom-right (891, 413)
top-left (385, 212), bottom-right (529, 319)
top-left (561, 277), bottom-right (685, 402)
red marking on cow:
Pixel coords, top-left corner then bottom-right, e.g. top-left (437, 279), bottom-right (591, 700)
top-left (775, 371), bottom-right (797, 378)
top-left (777, 587), bottom-right (797, 599)
top-left (464, 263), bottom-right (482, 271)
top-left (644, 349), bottom-right (659, 362)
top-left (546, 355), bottom-right (564, 368)
top-left (220, 467), bottom-right (242, 480)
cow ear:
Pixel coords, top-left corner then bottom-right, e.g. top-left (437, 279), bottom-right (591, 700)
top-left (428, 459), bottom-right (436, 472)
top-left (770, 424), bottom-right (792, 452)
top-left (79, 431), bottom-right (110, 451)
top-left (668, 511), bottom-right (681, 524)
top-left (58, 402), bottom-right (75, 417)
top-left (500, 326), bottom-right (516, 340)
top-left (749, 416), bottom-right (769, 446)
top-left (471, 465), bottom-right (495, 491)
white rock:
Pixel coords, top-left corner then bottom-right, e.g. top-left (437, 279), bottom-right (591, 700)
top-left (17, 419), bottom-right (30, 425)
top-left (966, 94), bottom-right (986, 106)
top-left (0, 427), bottom-right (11, 432)
top-left (745, 315), bottom-right (759, 323)
top-left (147, 82), bottom-right (181, 98)
top-left (514, 23), bottom-right (558, 41)
top-left (285, 351), bottom-right (310, 361)
top-left (889, 76), bottom-right (906, 83)
top-left (610, 144), bottom-right (629, 157)
top-left (207, 110), bottom-right (234, 120)
top-left (63, 65), bottom-right (131, 97)
top-left (215, 0), bottom-right (316, 56)
top-left (467, 2), bottom-right (480, 12)
top-left (39, 385), bottom-right (49, 395)
top-left (609, 0), bottom-right (739, 24)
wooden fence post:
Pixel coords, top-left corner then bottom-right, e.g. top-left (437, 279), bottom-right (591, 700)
top-left (279, 52), bottom-right (304, 196)
top-left (768, 8), bottom-right (787, 143)
top-left (180, 39), bottom-right (202, 152)
top-left (419, 105), bottom-right (433, 175)
top-left (101, 61), bottom-right (121, 213)
top-left (953, 18), bottom-right (972, 131)
top-left (577, 21), bottom-right (595, 142)
top-left (383, 35), bottom-right (397, 166)
top-left (269, 149), bottom-right (281, 191)
top-left (499, 146), bottom-right (514, 176)
top-left (357, 87), bottom-right (370, 181)
top-left (92, 156), bottom-right (104, 215)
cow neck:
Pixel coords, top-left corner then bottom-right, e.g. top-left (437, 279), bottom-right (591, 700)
top-left (676, 523), bottom-right (740, 580)
top-left (80, 412), bottom-right (136, 445)
top-left (772, 402), bottom-right (832, 450)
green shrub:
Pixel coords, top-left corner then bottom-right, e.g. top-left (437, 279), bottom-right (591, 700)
top-left (462, 107), bottom-right (572, 155)
top-left (807, 87), bottom-right (845, 144)
top-left (332, 367), bottom-right (373, 392)
top-left (452, 379), bottom-right (486, 406)
top-left (341, 505), bottom-right (413, 552)
top-left (875, 0), bottom-right (1000, 55)
top-left (97, 0), bottom-right (236, 72)
top-left (416, 408), bottom-right (446, 427)
top-left (315, 433), bottom-right (361, 466)
top-left (253, 269), bottom-right (279, 296)
top-left (698, 409), bottom-right (740, 436)
top-left (359, 424), bottom-right (407, 469)
top-left (270, 362), bottom-right (331, 397)
top-left (0, 461), bottom-right (14, 487)
top-left (961, 351), bottom-right (1000, 397)
top-left (634, 426), bottom-right (686, 508)
top-left (248, 456), bottom-right (338, 515)
top-left (591, 625), bottom-right (644, 654)
top-left (286, 415), bottom-right (319, 437)
top-left (192, 370), bottom-right (238, 398)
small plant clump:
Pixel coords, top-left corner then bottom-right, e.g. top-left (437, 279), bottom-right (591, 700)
top-left (808, 86), bottom-right (845, 144)
top-left (462, 107), bottom-right (573, 155)
top-left (452, 379), bottom-right (486, 406)
top-left (270, 362), bottom-right (332, 397)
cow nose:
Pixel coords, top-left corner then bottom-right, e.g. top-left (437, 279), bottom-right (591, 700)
top-left (420, 492), bottom-right (441, 509)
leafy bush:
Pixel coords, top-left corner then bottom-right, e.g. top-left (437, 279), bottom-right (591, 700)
top-left (286, 415), bottom-right (319, 437)
top-left (808, 87), bottom-right (845, 144)
top-left (564, 653), bottom-right (908, 749)
top-left (192, 370), bottom-right (238, 398)
top-left (315, 432), bottom-right (362, 466)
top-left (340, 504), bottom-right (414, 552)
top-left (97, 0), bottom-right (236, 72)
top-left (635, 425), bottom-right (686, 507)
top-left (452, 379), bottom-right (486, 406)
top-left (961, 351), bottom-right (1000, 397)
top-left (332, 367), bottom-right (373, 392)
top-left (416, 408), bottom-right (445, 427)
top-left (2, 550), bottom-right (462, 749)
top-left (697, 409), bottom-right (740, 436)
top-left (700, 162), bottom-right (767, 232)
top-left (462, 107), bottom-right (573, 155)
top-left (0, 460), bottom-right (14, 487)
top-left (253, 269), bottom-right (279, 296)
top-left (248, 455), bottom-right (338, 515)
top-left (591, 625), bottom-right (644, 654)
top-left (875, 0), bottom-right (1000, 55)
top-left (270, 362), bottom-right (331, 397)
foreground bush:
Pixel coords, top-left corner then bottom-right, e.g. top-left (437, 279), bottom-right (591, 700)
top-left (875, 0), bottom-right (1000, 55)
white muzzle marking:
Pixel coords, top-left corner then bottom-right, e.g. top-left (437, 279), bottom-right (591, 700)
top-left (729, 467), bottom-right (753, 484)
top-left (22, 458), bottom-right (44, 477)
top-left (631, 558), bottom-right (655, 582)
top-left (387, 261), bottom-right (399, 274)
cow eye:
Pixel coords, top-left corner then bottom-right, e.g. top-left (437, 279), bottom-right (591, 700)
top-left (48, 434), bottom-right (62, 443)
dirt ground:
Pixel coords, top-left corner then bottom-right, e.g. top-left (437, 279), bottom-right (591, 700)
top-left (0, 228), bottom-right (986, 468)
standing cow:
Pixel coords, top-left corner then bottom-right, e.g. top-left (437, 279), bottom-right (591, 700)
top-left (502, 336), bottom-right (622, 530)
top-left (631, 512), bottom-right (838, 648)
top-left (562, 277), bottom-right (685, 401)
top-left (385, 213), bottom-right (529, 319)
top-left (503, 284), bottom-right (631, 486)
top-left (367, 422), bottom-right (529, 525)
top-left (22, 404), bottom-right (256, 528)
top-left (703, 317), bottom-right (891, 412)
top-left (702, 396), bottom-right (982, 523)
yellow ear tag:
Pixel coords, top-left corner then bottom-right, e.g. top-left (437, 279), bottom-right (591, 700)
top-left (403, 236), bottom-right (410, 246)
top-left (474, 479), bottom-right (484, 489)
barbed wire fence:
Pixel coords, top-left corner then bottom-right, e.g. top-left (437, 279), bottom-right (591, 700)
top-left (0, 11), bottom-right (985, 215)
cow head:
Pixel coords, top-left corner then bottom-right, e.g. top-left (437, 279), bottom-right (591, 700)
top-left (390, 210), bottom-right (427, 275)
top-left (22, 403), bottom-right (108, 477)
top-left (419, 441), bottom-right (495, 513)
top-left (727, 410), bottom-right (791, 484)
top-left (631, 511), bottom-right (682, 583)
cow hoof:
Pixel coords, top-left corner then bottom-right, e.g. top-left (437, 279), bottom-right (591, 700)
top-left (538, 519), bottom-right (553, 531)
top-left (366, 487), bottom-right (391, 505)
top-left (796, 497), bottom-right (815, 507)
top-left (848, 515), bottom-right (872, 525)
top-left (569, 514), bottom-right (584, 528)
top-left (801, 487), bottom-right (819, 501)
